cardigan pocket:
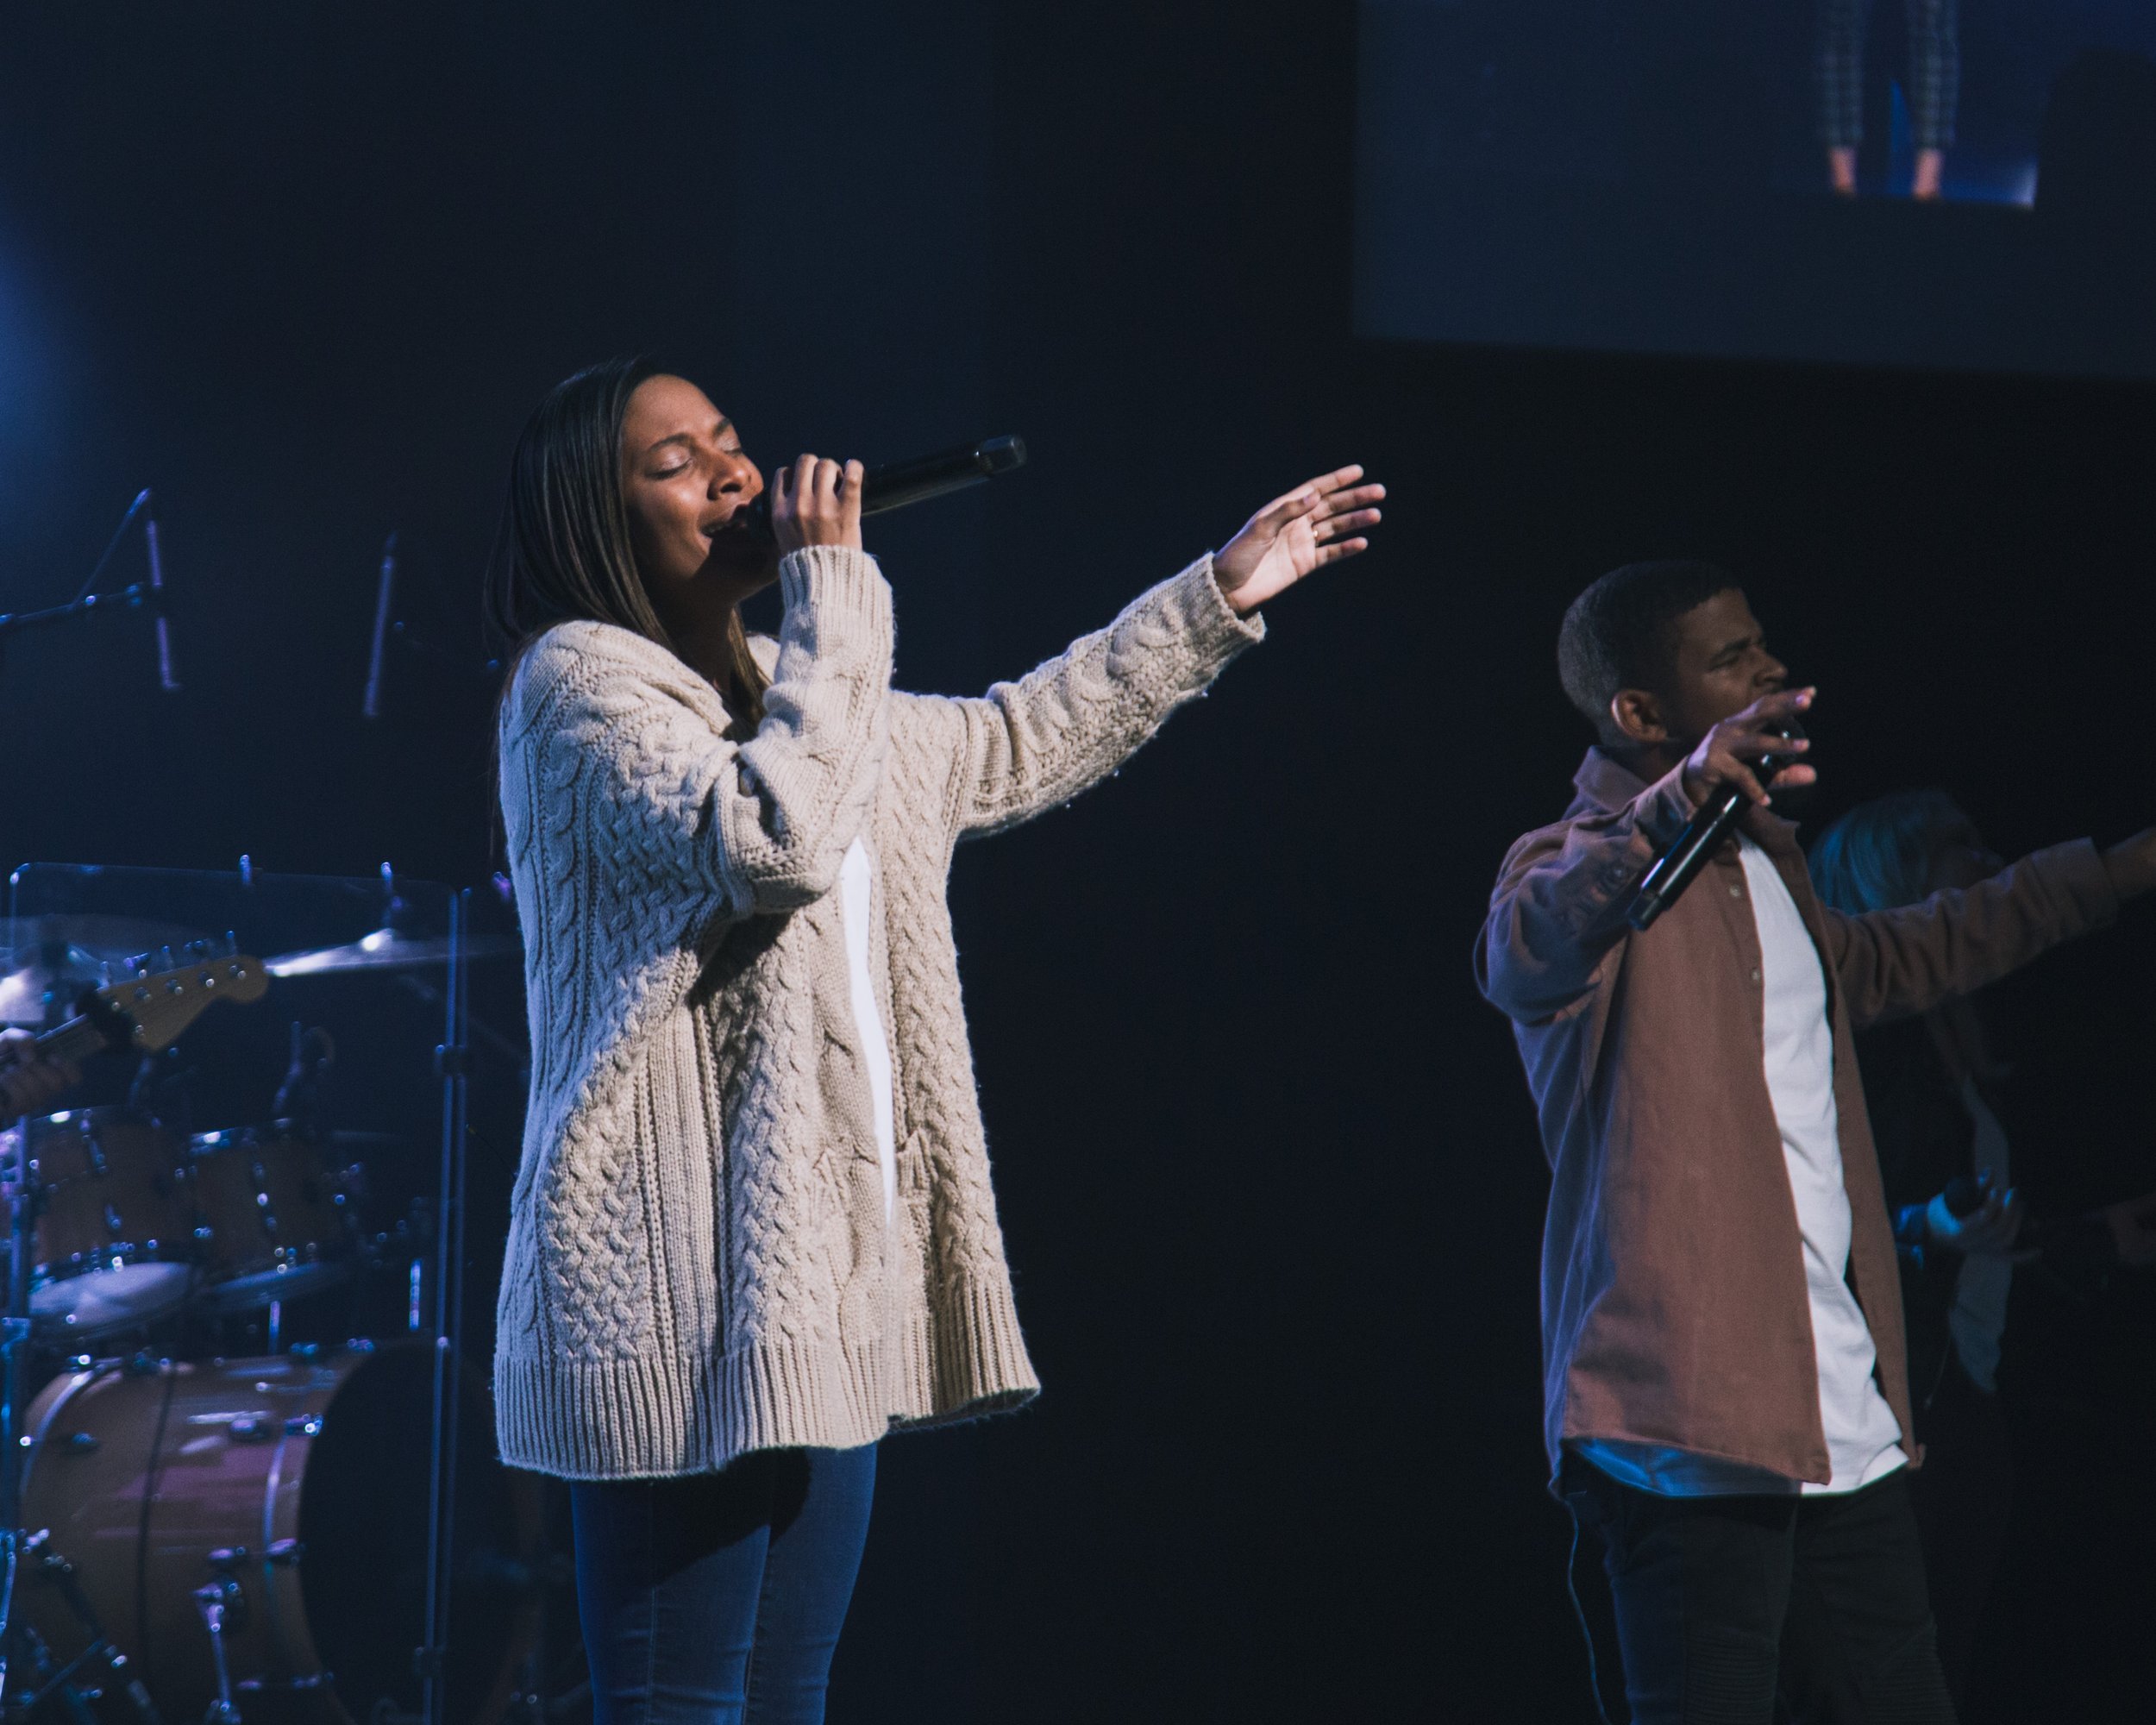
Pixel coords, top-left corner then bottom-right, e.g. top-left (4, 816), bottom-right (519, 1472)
top-left (537, 1132), bottom-right (659, 1352)
top-left (818, 1024), bottom-right (885, 1170)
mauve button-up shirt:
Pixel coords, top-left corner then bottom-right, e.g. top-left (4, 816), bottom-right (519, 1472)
top-left (1477, 749), bottom-right (2118, 1487)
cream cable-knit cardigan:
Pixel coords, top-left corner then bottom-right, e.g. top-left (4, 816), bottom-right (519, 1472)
top-left (494, 544), bottom-right (1264, 1478)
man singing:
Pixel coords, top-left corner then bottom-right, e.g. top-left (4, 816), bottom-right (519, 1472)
top-left (1476, 561), bottom-right (2156, 1724)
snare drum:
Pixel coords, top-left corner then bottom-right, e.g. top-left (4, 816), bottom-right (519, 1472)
top-left (189, 1126), bottom-right (360, 1310)
top-left (17, 1344), bottom-right (541, 1725)
top-left (2, 1109), bottom-right (196, 1336)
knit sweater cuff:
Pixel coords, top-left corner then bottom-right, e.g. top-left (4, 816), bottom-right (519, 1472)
top-left (1181, 553), bottom-right (1269, 653)
top-left (778, 544), bottom-right (890, 640)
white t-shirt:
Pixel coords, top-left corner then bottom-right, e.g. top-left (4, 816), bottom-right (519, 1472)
top-left (838, 837), bottom-right (899, 1222)
top-left (1576, 837), bottom-right (1908, 1497)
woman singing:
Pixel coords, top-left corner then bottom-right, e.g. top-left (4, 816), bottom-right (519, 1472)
top-left (484, 358), bottom-right (1381, 1724)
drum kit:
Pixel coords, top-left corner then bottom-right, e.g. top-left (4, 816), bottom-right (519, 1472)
top-left (0, 908), bottom-right (548, 1725)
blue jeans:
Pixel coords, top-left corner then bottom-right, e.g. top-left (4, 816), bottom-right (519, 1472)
top-left (570, 1445), bottom-right (878, 1725)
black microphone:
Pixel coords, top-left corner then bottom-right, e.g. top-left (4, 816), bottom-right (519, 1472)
top-left (740, 434), bottom-right (1026, 542)
top-left (1626, 723), bottom-right (1804, 932)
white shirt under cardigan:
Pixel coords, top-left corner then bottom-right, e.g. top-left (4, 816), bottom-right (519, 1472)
top-left (838, 837), bottom-right (899, 1223)
top-left (1576, 836), bottom-right (1909, 1497)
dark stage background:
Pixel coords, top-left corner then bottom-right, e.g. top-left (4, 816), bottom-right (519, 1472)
top-left (1357, 0), bottom-right (2156, 374)
top-left (3, 5), bottom-right (2153, 1721)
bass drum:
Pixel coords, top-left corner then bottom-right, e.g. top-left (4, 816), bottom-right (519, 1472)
top-left (18, 1344), bottom-right (541, 1725)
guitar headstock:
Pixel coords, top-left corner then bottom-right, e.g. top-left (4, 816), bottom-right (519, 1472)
top-left (87, 944), bottom-right (270, 1053)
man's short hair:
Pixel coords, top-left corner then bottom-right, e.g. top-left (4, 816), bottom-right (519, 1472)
top-left (1557, 561), bottom-right (1740, 744)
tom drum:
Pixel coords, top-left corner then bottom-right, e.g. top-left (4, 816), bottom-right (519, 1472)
top-left (3, 1109), bottom-right (195, 1337)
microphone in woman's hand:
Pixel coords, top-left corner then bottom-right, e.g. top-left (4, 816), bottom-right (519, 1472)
top-left (739, 436), bottom-right (1026, 543)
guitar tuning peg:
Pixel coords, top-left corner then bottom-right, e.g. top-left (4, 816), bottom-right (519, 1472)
top-left (188, 938), bottom-right (209, 958)
top-left (224, 930), bottom-right (239, 955)
top-left (158, 945), bottom-right (175, 973)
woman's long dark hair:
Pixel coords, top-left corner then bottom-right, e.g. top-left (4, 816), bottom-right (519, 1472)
top-left (1807, 787), bottom-right (1977, 915)
top-left (485, 355), bottom-right (768, 729)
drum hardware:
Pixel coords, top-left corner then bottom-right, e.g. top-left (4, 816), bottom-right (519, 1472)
top-left (221, 1417), bottom-right (318, 1446)
top-left (383, 975), bottom-right (527, 1084)
top-left (415, 891), bottom-right (475, 1725)
top-left (269, 1026), bottom-right (334, 1146)
top-left (6, 1533), bottom-right (160, 1725)
top-left (1, 878), bottom-right (567, 1725)
top-left (2, 950), bottom-right (269, 1699)
top-left (187, 1581), bottom-right (241, 1725)
top-left (124, 1051), bottom-right (192, 1142)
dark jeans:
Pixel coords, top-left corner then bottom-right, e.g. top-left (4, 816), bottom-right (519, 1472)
top-left (1907, 1358), bottom-right (2012, 1710)
top-left (570, 1445), bottom-right (878, 1725)
top-left (1564, 1458), bottom-right (1956, 1724)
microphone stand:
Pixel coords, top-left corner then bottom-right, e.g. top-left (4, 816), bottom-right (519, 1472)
top-left (0, 580), bottom-right (173, 673)
top-left (362, 532), bottom-right (398, 720)
top-left (1, 486), bottom-right (181, 689)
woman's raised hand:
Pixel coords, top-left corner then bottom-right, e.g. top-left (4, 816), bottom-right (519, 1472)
top-left (1212, 465), bottom-right (1384, 616)
top-left (772, 455), bottom-right (866, 555)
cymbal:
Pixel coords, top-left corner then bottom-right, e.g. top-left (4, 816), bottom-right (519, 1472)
top-left (266, 926), bottom-right (521, 978)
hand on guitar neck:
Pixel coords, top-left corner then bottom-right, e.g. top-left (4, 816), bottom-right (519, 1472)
top-left (1, 946), bottom-right (268, 1119)
top-left (0, 1026), bottom-right (78, 1115)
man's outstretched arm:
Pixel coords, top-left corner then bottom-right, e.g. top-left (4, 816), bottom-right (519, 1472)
top-left (1823, 831), bottom-right (2152, 1028)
